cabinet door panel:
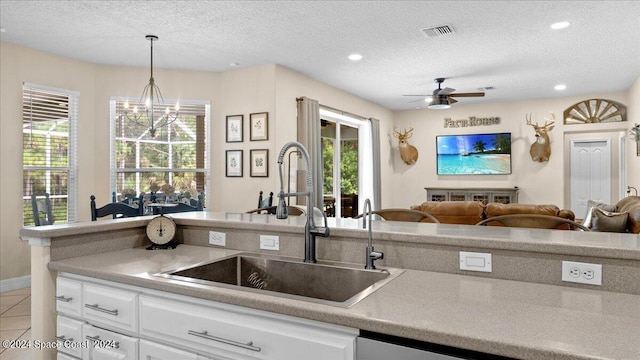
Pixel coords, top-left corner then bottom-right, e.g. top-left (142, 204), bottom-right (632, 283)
top-left (83, 283), bottom-right (137, 332)
top-left (57, 352), bottom-right (80, 360)
top-left (57, 315), bottom-right (84, 358)
top-left (82, 324), bottom-right (138, 360)
top-left (140, 339), bottom-right (216, 360)
top-left (57, 276), bottom-right (82, 317)
top-left (140, 295), bottom-right (355, 360)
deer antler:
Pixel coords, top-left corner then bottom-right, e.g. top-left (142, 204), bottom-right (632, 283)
top-left (543, 112), bottom-right (556, 127)
top-left (405, 126), bottom-right (414, 139)
top-left (525, 114), bottom-right (537, 127)
top-left (392, 123), bottom-right (401, 138)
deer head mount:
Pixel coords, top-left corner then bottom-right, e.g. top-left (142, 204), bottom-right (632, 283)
top-left (630, 123), bottom-right (640, 143)
top-left (526, 113), bottom-right (555, 162)
top-left (393, 123), bottom-right (419, 165)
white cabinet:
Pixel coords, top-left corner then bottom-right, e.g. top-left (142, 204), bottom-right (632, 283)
top-left (57, 276), bottom-right (83, 317)
top-left (425, 187), bottom-right (518, 204)
top-left (57, 315), bottom-right (85, 358)
top-left (58, 352), bottom-right (81, 360)
top-left (82, 324), bottom-right (138, 360)
top-left (139, 295), bottom-right (356, 360)
top-left (139, 340), bottom-right (213, 360)
top-left (82, 283), bottom-right (137, 333)
top-left (56, 274), bottom-right (357, 360)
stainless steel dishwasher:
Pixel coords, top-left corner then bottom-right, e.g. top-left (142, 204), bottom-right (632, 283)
top-left (357, 332), bottom-right (515, 360)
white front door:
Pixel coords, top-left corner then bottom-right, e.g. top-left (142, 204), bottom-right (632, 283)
top-left (570, 139), bottom-right (611, 219)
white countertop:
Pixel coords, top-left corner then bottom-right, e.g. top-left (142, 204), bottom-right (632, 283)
top-left (22, 211), bottom-right (640, 260)
top-left (48, 244), bottom-right (640, 360)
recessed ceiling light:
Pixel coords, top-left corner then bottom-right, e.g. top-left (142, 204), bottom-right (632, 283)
top-left (0, 27), bottom-right (6, 33)
top-left (554, 84), bottom-right (567, 91)
top-left (551, 21), bottom-right (570, 30)
top-left (348, 54), bottom-right (363, 61)
top-left (230, 62), bottom-right (239, 67)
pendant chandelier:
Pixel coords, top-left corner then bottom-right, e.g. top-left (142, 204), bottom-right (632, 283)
top-left (122, 35), bottom-right (179, 137)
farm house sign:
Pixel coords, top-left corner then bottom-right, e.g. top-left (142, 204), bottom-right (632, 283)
top-left (443, 116), bottom-right (500, 128)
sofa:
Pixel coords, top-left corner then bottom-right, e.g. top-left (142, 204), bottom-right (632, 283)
top-left (582, 196), bottom-right (640, 234)
top-left (411, 197), bottom-right (640, 233)
top-left (410, 201), bottom-right (577, 229)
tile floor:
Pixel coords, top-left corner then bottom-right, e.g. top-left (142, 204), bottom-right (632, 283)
top-left (0, 287), bottom-right (31, 360)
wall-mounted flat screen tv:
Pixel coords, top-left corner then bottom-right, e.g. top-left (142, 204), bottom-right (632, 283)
top-left (436, 133), bottom-right (512, 175)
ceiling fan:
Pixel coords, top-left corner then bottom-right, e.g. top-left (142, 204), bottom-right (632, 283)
top-left (404, 78), bottom-right (485, 109)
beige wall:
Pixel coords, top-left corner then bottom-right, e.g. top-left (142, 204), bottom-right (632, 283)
top-left (90, 65), bottom-right (219, 212)
top-left (1, 41), bottom-right (638, 283)
top-left (390, 91), bottom-right (636, 208)
top-left (273, 65), bottom-right (395, 208)
top-left (0, 45), bottom-right (392, 281)
top-left (1, 43), bottom-right (97, 281)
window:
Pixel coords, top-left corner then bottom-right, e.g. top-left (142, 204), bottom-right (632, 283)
top-left (110, 98), bottom-right (209, 205)
top-left (22, 84), bottom-right (78, 225)
top-left (320, 107), bottom-right (371, 218)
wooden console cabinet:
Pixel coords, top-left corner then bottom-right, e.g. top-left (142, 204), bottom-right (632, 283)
top-left (425, 187), bottom-right (519, 204)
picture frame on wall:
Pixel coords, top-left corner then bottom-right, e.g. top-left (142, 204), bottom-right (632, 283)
top-left (250, 149), bottom-right (269, 177)
top-left (250, 112), bottom-right (269, 141)
top-left (226, 115), bottom-right (243, 143)
top-left (226, 150), bottom-right (243, 177)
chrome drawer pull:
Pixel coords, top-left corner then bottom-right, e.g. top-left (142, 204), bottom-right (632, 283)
top-left (56, 335), bottom-right (73, 342)
top-left (187, 330), bottom-right (261, 352)
top-left (84, 303), bottom-right (119, 316)
top-left (85, 335), bottom-right (119, 349)
top-left (55, 295), bottom-right (73, 302)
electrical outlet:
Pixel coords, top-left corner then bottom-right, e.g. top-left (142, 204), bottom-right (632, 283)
top-left (209, 231), bottom-right (226, 246)
top-left (260, 235), bottom-right (279, 250)
top-left (562, 261), bottom-right (602, 286)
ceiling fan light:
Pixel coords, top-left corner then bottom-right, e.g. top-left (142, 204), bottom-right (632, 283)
top-left (427, 96), bottom-right (451, 109)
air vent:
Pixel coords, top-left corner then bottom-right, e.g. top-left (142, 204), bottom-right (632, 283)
top-left (421, 25), bottom-right (455, 38)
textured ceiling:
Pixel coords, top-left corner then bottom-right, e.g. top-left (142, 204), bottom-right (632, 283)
top-left (1, 0), bottom-right (639, 110)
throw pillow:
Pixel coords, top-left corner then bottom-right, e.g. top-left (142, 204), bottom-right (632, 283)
top-left (582, 200), bottom-right (617, 228)
top-left (590, 208), bottom-right (628, 232)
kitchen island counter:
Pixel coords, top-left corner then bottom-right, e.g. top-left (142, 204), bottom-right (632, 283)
top-left (48, 244), bottom-right (640, 360)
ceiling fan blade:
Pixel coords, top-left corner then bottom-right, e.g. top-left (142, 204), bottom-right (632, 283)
top-left (437, 87), bottom-right (456, 95)
top-left (408, 98), bottom-right (427, 103)
top-left (450, 92), bottom-right (485, 98)
top-left (403, 94), bottom-right (429, 97)
top-left (449, 97), bottom-right (458, 104)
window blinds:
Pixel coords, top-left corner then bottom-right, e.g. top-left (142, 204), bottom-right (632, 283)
top-left (22, 84), bottom-right (78, 225)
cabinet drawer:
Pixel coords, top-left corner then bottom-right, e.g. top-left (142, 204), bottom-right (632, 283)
top-left (57, 276), bottom-right (82, 317)
top-left (140, 339), bottom-right (216, 360)
top-left (57, 352), bottom-right (80, 360)
top-left (82, 324), bottom-right (138, 360)
top-left (140, 295), bottom-right (356, 360)
top-left (57, 315), bottom-right (85, 358)
top-left (83, 282), bottom-right (137, 332)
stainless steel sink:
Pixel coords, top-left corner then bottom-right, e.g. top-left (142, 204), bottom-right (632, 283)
top-left (155, 253), bottom-right (404, 308)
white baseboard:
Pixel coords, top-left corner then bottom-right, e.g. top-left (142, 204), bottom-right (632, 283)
top-left (0, 275), bottom-right (31, 293)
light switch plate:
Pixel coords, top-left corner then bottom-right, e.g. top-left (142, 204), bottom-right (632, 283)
top-left (260, 235), bottom-right (279, 250)
top-left (459, 251), bottom-right (492, 272)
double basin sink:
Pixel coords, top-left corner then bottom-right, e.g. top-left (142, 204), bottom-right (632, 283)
top-left (156, 253), bottom-right (404, 308)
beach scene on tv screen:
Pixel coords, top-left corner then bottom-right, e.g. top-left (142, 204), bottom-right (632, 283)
top-left (437, 133), bottom-right (512, 175)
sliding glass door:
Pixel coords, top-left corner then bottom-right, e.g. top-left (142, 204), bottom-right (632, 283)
top-left (320, 108), bottom-right (363, 218)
